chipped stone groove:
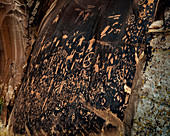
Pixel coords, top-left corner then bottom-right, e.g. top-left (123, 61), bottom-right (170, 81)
top-left (0, 0), bottom-right (28, 132)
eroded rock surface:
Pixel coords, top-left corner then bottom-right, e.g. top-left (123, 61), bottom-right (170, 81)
top-left (0, 0), bottom-right (55, 130)
top-left (0, 0), bottom-right (28, 126)
top-left (133, 7), bottom-right (170, 135)
top-left (7, 0), bottom-right (159, 135)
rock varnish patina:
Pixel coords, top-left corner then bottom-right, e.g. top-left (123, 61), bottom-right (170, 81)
top-left (8, 0), bottom-right (159, 135)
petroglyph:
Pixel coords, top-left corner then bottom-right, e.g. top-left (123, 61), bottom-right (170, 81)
top-left (5, 0), bottom-right (160, 135)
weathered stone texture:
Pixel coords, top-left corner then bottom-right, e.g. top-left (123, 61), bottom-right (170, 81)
top-left (8, 0), bottom-right (159, 135)
top-left (133, 8), bottom-right (170, 135)
top-left (1, 0), bottom-right (169, 136)
top-left (0, 0), bottom-right (55, 129)
top-left (0, 0), bottom-right (28, 127)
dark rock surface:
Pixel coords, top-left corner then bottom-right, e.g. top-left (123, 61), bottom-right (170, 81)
top-left (8, 0), bottom-right (159, 135)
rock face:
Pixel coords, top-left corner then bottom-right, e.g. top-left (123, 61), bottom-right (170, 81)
top-left (7, 0), bottom-right (160, 135)
top-left (0, 0), bottom-right (28, 126)
top-left (133, 34), bottom-right (170, 135)
top-left (0, 0), bottom-right (55, 127)
top-left (133, 8), bottom-right (170, 135)
top-left (2, 0), bottom-right (170, 136)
